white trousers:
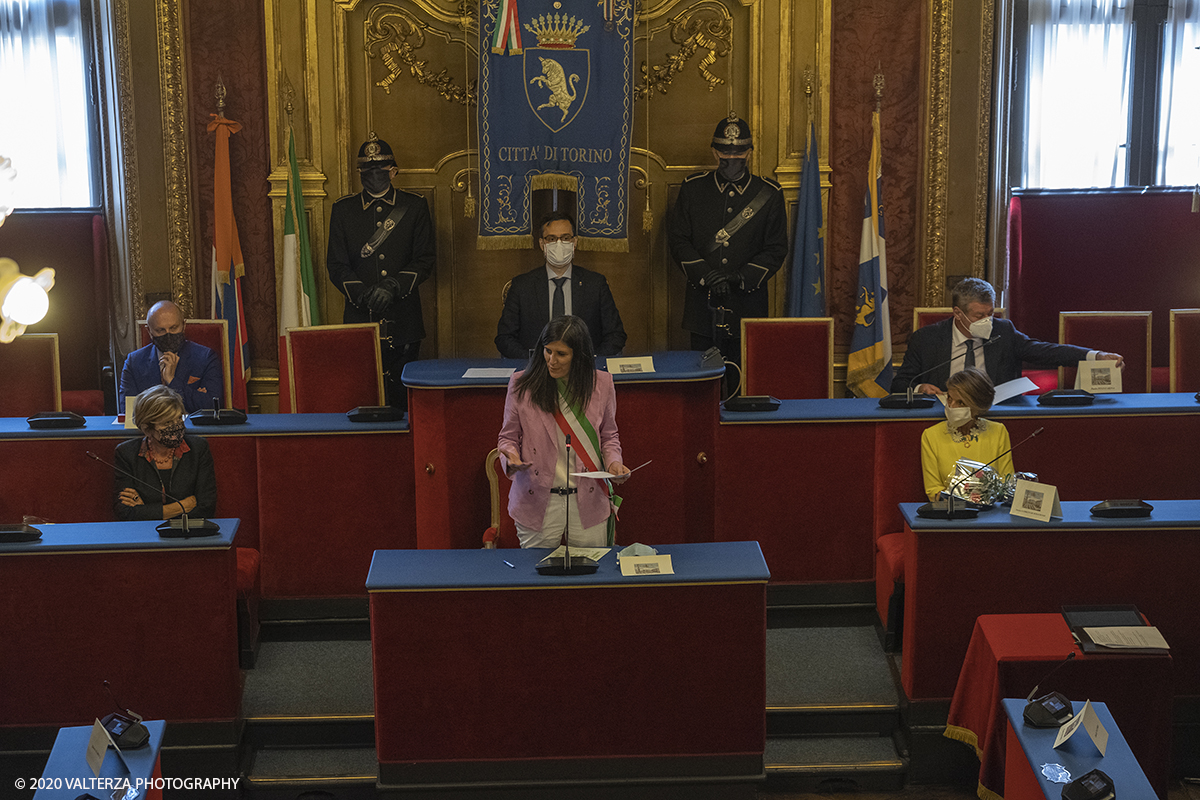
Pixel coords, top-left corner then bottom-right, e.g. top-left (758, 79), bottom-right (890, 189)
top-left (516, 491), bottom-right (609, 549)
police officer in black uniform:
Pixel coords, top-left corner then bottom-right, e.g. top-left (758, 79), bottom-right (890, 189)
top-left (327, 134), bottom-right (436, 411)
top-left (667, 113), bottom-right (788, 388)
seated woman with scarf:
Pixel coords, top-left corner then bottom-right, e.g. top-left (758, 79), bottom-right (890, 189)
top-left (497, 315), bottom-right (631, 548)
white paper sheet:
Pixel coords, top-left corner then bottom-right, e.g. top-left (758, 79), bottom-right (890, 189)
top-left (463, 368), bottom-right (516, 379)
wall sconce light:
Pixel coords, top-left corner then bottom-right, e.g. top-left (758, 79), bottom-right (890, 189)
top-left (0, 258), bottom-right (55, 343)
top-left (0, 156), bottom-right (15, 227)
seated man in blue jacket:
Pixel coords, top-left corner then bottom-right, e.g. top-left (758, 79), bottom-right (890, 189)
top-left (495, 211), bottom-right (627, 360)
top-left (119, 300), bottom-right (222, 413)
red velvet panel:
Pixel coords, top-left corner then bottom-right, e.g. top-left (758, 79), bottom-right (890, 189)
top-left (742, 320), bottom-right (832, 399)
top-left (0, 439), bottom-right (116, 524)
top-left (256, 432), bottom-right (415, 597)
top-left (289, 327), bottom-right (382, 413)
top-left (1060, 313), bottom-right (1151, 392)
top-left (715, 421), bottom-right (874, 582)
top-left (1009, 191), bottom-right (1200, 368)
top-left (236, 547), bottom-right (260, 595)
top-left (371, 583), bottom-right (765, 763)
top-left (0, 334), bottom-right (59, 416)
top-left (1173, 310), bottom-right (1200, 392)
top-left (207, 436), bottom-right (260, 549)
top-left (0, 546), bottom-right (239, 726)
top-left (871, 420), bottom-right (928, 541)
top-left (947, 614), bottom-right (1171, 800)
top-left (277, 336), bottom-right (292, 413)
top-left (915, 310), bottom-right (953, 328)
top-left (901, 522), bottom-right (1200, 700)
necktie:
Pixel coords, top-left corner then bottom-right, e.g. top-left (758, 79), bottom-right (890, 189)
top-left (965, 339), bottom-right (976, 368)
top-left (552, 277), bottom-right (567, 320)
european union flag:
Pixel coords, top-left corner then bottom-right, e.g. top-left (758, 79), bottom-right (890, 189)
top-left (786, 122), bottom-right (824, 317)
top-left (846, 109), bottom-right (892, 398)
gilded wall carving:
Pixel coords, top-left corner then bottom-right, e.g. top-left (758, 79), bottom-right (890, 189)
top-left (156, 0), bottom-right (194, 315)
top-left (636, 2), bottom-right (733, 99)
top-left (921, 0), bottom-right (952, 308)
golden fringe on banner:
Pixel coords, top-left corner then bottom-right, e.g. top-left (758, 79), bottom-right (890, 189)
top-left (576, 236), bottom-right (629, 253)
top-left (530, 173), bottom-right (579, 193)
top-left (477, 234), bottom-right (534, 250)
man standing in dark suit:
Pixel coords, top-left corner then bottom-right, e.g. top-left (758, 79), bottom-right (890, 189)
top-left (892, 277), bottom-right (1124, 395)
top-left (327, 134), bottom-right (435, 410)
top-left (495, 211), bottom-right (626, 360)
top-left (667, 113), bottom-right (789, 365)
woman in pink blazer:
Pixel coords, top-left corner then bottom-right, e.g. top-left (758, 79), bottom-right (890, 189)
top-left (498, 315), bottom-right (630, 548)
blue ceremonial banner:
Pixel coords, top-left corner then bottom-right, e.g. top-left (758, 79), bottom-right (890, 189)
top-left (478, 0), bottom-right (632, 250)
top-left (786, 122), bottom-right (824, 317)
top-left (847, 109), bottom-right (892, 398)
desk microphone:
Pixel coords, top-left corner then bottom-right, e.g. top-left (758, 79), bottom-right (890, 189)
top-left (85, 450), bottom-right (219, 538)
top-left (918, 426), bottom-right (1043, 519)
top-left (101, 679), bottom-right (150, 749)
top-left (879, 335), bottom-right (1001, 409)
top-left (536, 434), bottom-right (599, 575)
top-left (1023, 652), bottom-right (1076, 728)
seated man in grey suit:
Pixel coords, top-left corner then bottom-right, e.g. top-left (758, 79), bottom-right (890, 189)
top-left (892, 277), bottom-right (1124, 395)
top-left (495, 211), bottom-right (627, 360)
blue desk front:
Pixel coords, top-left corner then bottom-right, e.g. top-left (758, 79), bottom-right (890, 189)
top-left (0, 521), bottom-right (241, 733)
top-left (1002, 699), bottom-right (1157, 800)
top-left (899, 501), bottom-right (1200, 699)
top-left (367, 542), bottom-right (769, 789)
top-left (402, 352), bottom-right (723, 549)
top-left (33, 720), bottom-right (167, 800)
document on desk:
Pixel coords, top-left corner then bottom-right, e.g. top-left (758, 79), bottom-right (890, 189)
top-left (1084, 626), bottom-right (1170, 650)
top-left (570, 460), bottom-right (652, 479)
top-left (1053, 699), bottom-right (1108, 756)
top-left (620, 554), bottom-right (674, 576)
top-left (463, 368), bottom-right (516, 379)
top-left (993, 376), bottom-right (1038, 404)
top-left (538, 546), bottom-right (610, 563)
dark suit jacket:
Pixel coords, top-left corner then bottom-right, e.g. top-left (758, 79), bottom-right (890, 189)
top-left (113, 434), bottom-right (217, 521)
top-left (119, 340), bottom-right (222, 413)
top-left (891, 317), bottom-right (1091, 393)
top-left (495, 265), bottom-right (627, 359)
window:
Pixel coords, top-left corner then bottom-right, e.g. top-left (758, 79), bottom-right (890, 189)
top-left (1015, 0), bottom-right (1200, 188)
top-left (0, 0), bottom-right (98, 208)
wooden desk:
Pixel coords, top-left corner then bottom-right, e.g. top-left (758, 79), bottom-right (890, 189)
top-left (899, 501), bottom-right (1200, 700)
top-left (0, 521), bottom-right (240, 733)
top-left (402, 353), bottom-right (722, 550)
top-left (946, 614), bottom-right (1170, 799)
top-left (367, 542), bottom-right (768, 791)
top-left (34, 719), bottom-right (166, 800)
top-left (1003, 699), bottom-right (1158, 800)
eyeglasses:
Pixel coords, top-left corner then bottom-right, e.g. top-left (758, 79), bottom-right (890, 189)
top-left (542, 234), bottom-right (575, 244)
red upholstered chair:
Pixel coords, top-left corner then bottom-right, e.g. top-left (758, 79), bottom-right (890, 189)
top-left (1058, 311), bottom-right (1152, 393)
top-left (286, 323), bottom-right (384, 413)
top-left (139, 318), bottom-right (233, 408)
top-left (483, 449), bottom-right (520, 549)
top-left (740, 317), bottom-right (834, 399)
top-left (912, 307), bottom-right (953, 329)
top-left (0, 333), bottom-right (62, 416)
top-left (1170, 309), bottom-right (1200, 393)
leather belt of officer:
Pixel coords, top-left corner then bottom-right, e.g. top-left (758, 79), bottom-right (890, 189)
top-left (360, 204), bottom-right (411, 258)
top-left (549, 487), bottom-right (577, 495)
top-left (707, 186), bottom-right (774, 253)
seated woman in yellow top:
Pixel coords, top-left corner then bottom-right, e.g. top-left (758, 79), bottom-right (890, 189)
top-left (920, 367), bottom-right (1014, 502)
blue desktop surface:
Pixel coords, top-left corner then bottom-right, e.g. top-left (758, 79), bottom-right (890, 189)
top-left (366, 541), bottom-right (769, 591)
top-left (1001, 698), bottom-right (1157, 800)
top-left (0, 519), bottom-right (240, 553)
top-left (720, 392), bottom-right (1200, 424)
top-left (0, 412), bottom-right (408, 439)
top-left (34, 719), bottom-right (166, 800)
top-left (900, 500), bottom-right (1200, 530)
top-left (401, 351), bottom-right (724, 389)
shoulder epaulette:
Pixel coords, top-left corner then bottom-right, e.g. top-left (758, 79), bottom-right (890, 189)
top-left (398, 188), bottom-right (426, 200)
top-left (683, 171), bottom-right (709, 183)
top-left (335, 192), bottom-right (357, 202)
top-left (760, 176), bottom-right (783, 191)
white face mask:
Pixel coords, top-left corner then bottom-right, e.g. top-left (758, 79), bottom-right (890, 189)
top-left (967, 315), bottom-right (993, 340)
top-left (544, 240), bottom-right (574, 268)
top-left (945, 404), bottom-right (973, 427)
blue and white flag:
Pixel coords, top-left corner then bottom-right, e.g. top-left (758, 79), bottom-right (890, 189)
top-left (846, 109), bottom-right (892, 398)
top-left (478, 0), bottom-right (632, 250)
top-left (786, 122), bottom-right (824, 317)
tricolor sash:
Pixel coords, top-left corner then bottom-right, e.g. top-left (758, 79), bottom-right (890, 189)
top-left (553, 379), bottom-right (621, 545)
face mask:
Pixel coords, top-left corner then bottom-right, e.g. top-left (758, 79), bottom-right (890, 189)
top-left (944, 404), bottom-right (973, 428)
top-left (717, 157), bottom-right (747, 182)
top-left (151, 331), bottom-right (185, 354)
top-left (544, 240), bottom-right (574, 268)
top-left (156, 422), bottom-right (185, 450)
top-left (968, 315), bottom-right (993, 340)
top-left (360, 169), bottom-right (392, 195)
